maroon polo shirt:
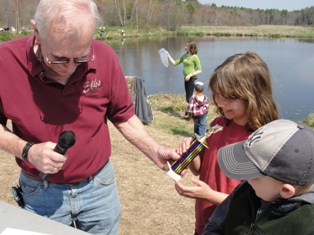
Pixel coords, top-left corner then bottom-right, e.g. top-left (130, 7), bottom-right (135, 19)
top-left (0, 35), bottom-right (134, 183)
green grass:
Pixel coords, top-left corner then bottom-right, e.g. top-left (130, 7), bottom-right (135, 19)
top-left (304, 114), bottom-right (314, 128)
top-left (177, 25), bottom-right (314, 39)
top-left (147, 94), bottom-right (314, 135)
top-left (148, 94), bottom-right (218, 137)
top-left (2, 25), bottom-right (313, 42)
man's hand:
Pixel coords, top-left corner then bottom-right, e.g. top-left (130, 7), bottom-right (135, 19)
top-left (155, 145), bottom-right (180, 170)
top-left (27, 142), bottom-right (68, 174)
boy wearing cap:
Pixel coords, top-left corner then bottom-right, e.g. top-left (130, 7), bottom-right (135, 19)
top-left (186, 81), bottom-right (209, 136)
top-left (203, 119), bottom-right (314, 235)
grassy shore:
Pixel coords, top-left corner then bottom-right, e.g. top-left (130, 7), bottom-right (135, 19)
top-left (148, 94), bottom-right (314, 131)
top-left (1, 25), bottom-right (313, 43)
top-left (149, 94), bottom-right (220, 136)
top-left (178, 25), bottom-right (314, 38)
top-left (96, 25), bottom-right (314, 40)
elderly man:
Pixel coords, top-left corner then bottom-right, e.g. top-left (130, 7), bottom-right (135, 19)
top-left (0, 0), bottom-right (179, 234)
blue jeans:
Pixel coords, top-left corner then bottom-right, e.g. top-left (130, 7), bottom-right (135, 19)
top-left (19, 161), bottom-right (121, 235)
top-left (193, 113), bottom-right (207, 136)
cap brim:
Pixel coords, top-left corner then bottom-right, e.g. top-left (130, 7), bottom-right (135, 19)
top-left (218, 141), bottom-right (265, 180)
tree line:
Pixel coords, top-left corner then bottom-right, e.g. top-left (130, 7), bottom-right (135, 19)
top-left (0, 0), bottom-right (313, 33)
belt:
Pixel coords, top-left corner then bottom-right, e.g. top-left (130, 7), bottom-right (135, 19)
top-left (21, 160), bottom-right (109, 185)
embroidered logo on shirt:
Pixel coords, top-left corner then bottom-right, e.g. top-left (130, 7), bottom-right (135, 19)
top-left (83, 79), bottom-right (102, 94)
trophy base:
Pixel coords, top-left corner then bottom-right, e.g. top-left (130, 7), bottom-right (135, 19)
top-left (166, 162), bottom-right (181, 181)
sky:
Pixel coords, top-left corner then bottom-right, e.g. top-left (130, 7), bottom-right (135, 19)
top-left (198, 0), bottom-right (314, 11)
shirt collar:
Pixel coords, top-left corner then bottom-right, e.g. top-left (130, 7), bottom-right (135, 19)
top-left (27, 35), bottom-right (44, 78)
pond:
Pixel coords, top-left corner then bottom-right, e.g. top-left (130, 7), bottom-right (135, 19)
top-left (107, 37), bottom-right (314, 121)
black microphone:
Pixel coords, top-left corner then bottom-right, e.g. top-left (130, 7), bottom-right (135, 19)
top-left (39, 130), bottom-right (76, 180)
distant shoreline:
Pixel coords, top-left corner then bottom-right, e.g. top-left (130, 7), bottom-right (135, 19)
top-left (1, 25), bottom-right (313, 43)
top-left (177, 25), bottom-right (314, 39)
top-left (95, 25), bottom-right (314, 40)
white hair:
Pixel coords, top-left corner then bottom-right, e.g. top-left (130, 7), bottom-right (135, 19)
top-left (34, 0), bottom-right (101, 40)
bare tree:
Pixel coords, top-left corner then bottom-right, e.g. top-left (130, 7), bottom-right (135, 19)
top-left (114, 0), bottom-right (127, 26)
top-left (0, 0), bottom-right (313, 32)
top-left (136, 0), bottom-right (138, 31)
top-left (14, 0), bottom-right (19, 32)
top-left (147, 0), bottom-right (156, 23)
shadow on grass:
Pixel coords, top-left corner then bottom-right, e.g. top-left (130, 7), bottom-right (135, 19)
top-left (151, 108), bottom-right (194, 137)
top-left (171, 128), bottom-right (192, 137)
top-left (158, 108), bottom-right (184, 118)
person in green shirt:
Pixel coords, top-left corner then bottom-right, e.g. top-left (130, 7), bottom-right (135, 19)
top-left (167, 41), bottom-right (202, 107)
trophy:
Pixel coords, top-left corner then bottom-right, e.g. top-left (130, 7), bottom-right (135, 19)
top-left (166, 124), bottom-right (222, 181)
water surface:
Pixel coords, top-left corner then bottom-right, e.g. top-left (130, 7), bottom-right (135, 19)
top-left (107, 37), bottom-right (314, 121)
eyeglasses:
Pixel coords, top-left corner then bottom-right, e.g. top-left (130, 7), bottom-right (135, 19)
top-left (44, 45), bottom-right (95, 64)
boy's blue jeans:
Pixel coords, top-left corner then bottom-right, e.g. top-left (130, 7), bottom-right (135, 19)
top-left (193, 113), bottom-right (207, 136)
top-left (19, 160), bottom-right (121, 235)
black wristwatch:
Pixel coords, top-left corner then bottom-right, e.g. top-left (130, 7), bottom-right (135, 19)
top-left (22, 142), bottom-right (34, 162)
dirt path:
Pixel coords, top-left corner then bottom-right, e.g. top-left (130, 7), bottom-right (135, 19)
top-left (0, 122), bottom-right (196, 235)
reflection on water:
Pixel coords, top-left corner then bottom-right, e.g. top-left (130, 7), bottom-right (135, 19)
top-left (107, 37), bottom-right (314, 121)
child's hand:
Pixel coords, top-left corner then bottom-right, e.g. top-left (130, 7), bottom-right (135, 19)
top-left (175, 178), bottom-right (213, 201)
top-left (176, 137), bottom-right (194, 156)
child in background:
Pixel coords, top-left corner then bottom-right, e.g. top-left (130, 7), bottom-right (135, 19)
top-left (204, 119), bottom-right (314, 235)
top-left (186, 81), bottom-right (209, 136)
top-left (175, 51), bottom-right (278, 235)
